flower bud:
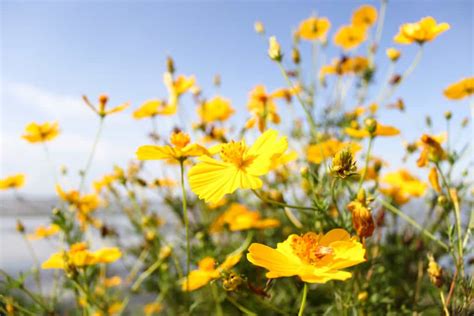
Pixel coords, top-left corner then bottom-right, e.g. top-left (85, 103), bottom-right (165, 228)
top-left (437, 195), bottom-right (448, 206)
top-left (291, 47), bottom-right (301, 64)
top-left (166, 56), bottom-right (175, 74)
top-left (364, 118), bottom-right (378, 135)
top-left (330, 149), bottom-right (357, 179)
top-left (444, 111), bottom-right (452, 120)
top-left (16, 219), bottom-right (25, 234)
top-left (427, 254), bottom-right (443, 287)
top-left (268, 36), bottom-right (283, 62)
top-left (386, 48), bottom-right (401, 62)
top-left (254, 21), bottom-right (265, 34)
top-left (223, 272), bottom-right (243, 291)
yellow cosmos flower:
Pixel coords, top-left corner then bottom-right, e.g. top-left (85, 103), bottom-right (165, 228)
top-left (133, 99), bottom-right (177, 119)
top-left (428, 167), bottom-right (442, 193)
top-left (0, 174), bottom-right (26, 190)
top-left (136, 131), bottom-right (209, 162)
top-left (351, 5), bottom-right (377, 28)
top-left (296, 16), bottom-right (331, 41)
top-left (443, 77), bottom-right (474, 100)
top-left (182, 253), bottom-right (242, 291)
top-left (93, 174), bottom-right (117, 193)
top-left (42, 242), bottom-right (121, 270)
top-left (347, 189), bottom-right (375, 238)
top-left (307, 139), bottom-right (361, 164)
top-left (83, 94), bottom-right (129, 118)
top-left (197, 96), bottom-right (235, 123)
top-left (319, 56), bottom-right (369, 80)
top-left (247, 229), bottom-right (366, 283)
top-left (163, 72), bottom-right (196, 107)
top-left (144, 302), bottom-right (163, 316)
top-left (245, 85), bottom-right (283, 132)
top-left (56, 185), bottom-right (100, 214)
top-left (27, 224), bottom-right (60, 241)
top-left (416, 134), bottom-right (446, 167)
top-left (386, 48), bottom-right (401, 62)
top-left (188, 129), bottom-right (288, 203)
top-left (380, 169), bottom-right (427, 204)
top-left (394, 16), bottom-right (449, 45)
top-left (22, 121), bottom-right (60, 143)
top-left (210, 203), bottom-right (280, 233)
top-left (345, 123), bottom-right (400, 138)
top-left (103, 276), bottom-right (122, 288)
top-left (334, 25), bottom-right (367, 50)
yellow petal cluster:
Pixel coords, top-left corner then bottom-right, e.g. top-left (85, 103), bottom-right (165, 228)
top-left (22, 121), bottom-right (60, 143)
top-left (27, 224), bottom-right (60, 240)
top-left (443, 77), bottom-right (474, 100)
top-left (197, 96), bottom-right (235, 123)
top-left (394, 17), bottom-right (449, 45)
top-left (247, 229), bottom-right (365, 283)
top-left (133, 99), bottom-right (176, 119)
top-left (296, 16), bottom-right (331, 41)
top-left (333, 25), bottom-right (367, 51)
top-left (0, 174), bottom-right (26, 190)
top-left (307, 139), bottom-right (361, 164)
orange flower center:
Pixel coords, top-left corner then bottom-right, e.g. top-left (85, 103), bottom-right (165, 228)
top-left (220, 141), bottom-right (254, 168)
top-left (170, 132), bottom-right (191, 148)
top-left (290, 233), bottom-right (333, 265)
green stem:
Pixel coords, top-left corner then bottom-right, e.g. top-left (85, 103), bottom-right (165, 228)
top-left (358, 136), bottom-right (374, 191)
top-left (131, 256), bottom-right (165, 292)
top-left (298, 283), bottom-right (308, 316)
top-left (276, 62), bottom-right (318, 137)
top-left (79, 117), bottom-right (105, 192)
top-left (251, 189), bottom-right (316, 213)
top-left (22, 236), bottom-right (43, 296)
top-left (211, 283), bottom-right (223, 316)
top-left (330, 178), bottom-right (342, 220)
top-left (379, 199), bottom-right (448, 250)
top-left (42, 142), bottom-right (58, 185)
top-left (226, 295), bottom-right (257, 316)
top-left (179, 160), bottom-right (191, 295)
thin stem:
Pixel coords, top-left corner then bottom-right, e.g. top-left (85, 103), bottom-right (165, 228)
top-left (358, 136), bottom-right (374, 191)
top-left (374, 0), bottom-right (388, 51)
top-left (131, 256), bottom-right (165, 292)
top-left (330, 178), bottom-right (342, 220)
top-left (22, 236), bottom-right (43, 295)
top-left (226, 295), bottom-right (257, 316)
top-left (211, 283), bottom-right (223, 316)
top-left (402, 46), bottom-right (423, 81)
top-left (439, 290), bottom-right (450, 316)
top-left (298, 282), bottom-right (308, 316)
top-left (42, 142), bottom-right (58, 185)
top-left (379, 199), bottom-right (448, 250)
top-left (79, 117), bottom-right (105, 192)
top-left (276, 62), bottom-right (318, 137)
top-left (251, 189), bottom-right (316, 213)
top-left (179, 160), bottom-right (191, 296)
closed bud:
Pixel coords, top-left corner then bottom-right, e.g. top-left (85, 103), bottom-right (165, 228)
top-left (437, 195), bottom-right (448, 206)
top-left (166, 56), bottom-right (175, 74)
top-left (330, 149), bottom-right (358, 179)
top-left (425, 116), bottom-right (432, 127)
top-left (444, 111), bottom-right (452, 120)
top-left (16, 219), bottom-right (25, 234)
top-left (222, 272), bottom-right (243, 291)
top-left (427, 254), bottom-right (443, 287)
top-left (268, 36), bottom-right (283, 62)
top-left (364, 118), bottom-right (378, 135)
top-left (291, 47), bottom-right (301, 64)
top-left (254, 21), bottom-right (265, 34)
top-left (213, 74), bottom-right (221, 87)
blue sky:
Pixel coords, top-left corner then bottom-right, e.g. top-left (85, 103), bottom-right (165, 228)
top-left (1, 0), bottom-right (473, 195)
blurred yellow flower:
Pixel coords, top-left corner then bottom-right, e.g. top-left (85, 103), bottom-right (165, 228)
top-left (296, 16), bottom-right (331, 41)
top-left (347, 189), bottom-right (374, 238)
top-left (144, 302), bottom-right (163, 315)
top-left (27, 224), bottom-right (60, 241)
top-left (268, 36), bottom-right (282, 61)
top-left (182, 253), bottom-right (242, 291)
top-left (197, 96), bottom-right (235, 123)
top-left (380, 169), bottom-right (427, 204)
top-left (163, 72), bottom-right (196, 107)
top-left (210, 203), bottom-right (280, 233)
top-left (428, 167), bottom-right (442, 193)
top-left (351, 5), bottom-right (377, 28)
top-left (22, 121), bottom-right (60, 143)
top-left (56, 185), bottom-right (100, 214)
top-left (42, 242), bottom-right (121, 269)
top-left (443, 77), bottom-right (474, 100)
top-left (386, 48), bottom-right (401, 62)
top-left (254, 21), bottom-right (265, 34)
top-left (83, 94), bottom-right (129, 118)
top-left (334, 25), bottom-right (367, 50)
top-left (307, 139), bottom-right (361, 164)
top-left (189, 129), bottom-right (288, 203)
top-left (394, 16), bottom-right (449, 45)
top-left (345, 123), bottom-right (400, 138)
top-left (136, 131), bottom-right (209, 162)
top-left (246, 85), bottom-right (284, 132)
top-left (103, 276), bottom-right (122, 288)
top-left (247, 229), bottom-right (366, 283)
top-left (416, 134), bottom-right (446, 167)
top-left (320, 56), bottom-right (369, 79)
top-left (133, 99), bottom-right (176, 119)
top-left (0, 174), bottom-right (26, 190)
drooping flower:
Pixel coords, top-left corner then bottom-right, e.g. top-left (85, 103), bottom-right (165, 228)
top-left (27, 224), bottom-right (60, 241)
top-left (345, 122), bottom-right (400, 138)
top-left (443, 77), bottom-right (474, 100)
top-left (136, 131), bottom-right (209, 162)
top-left (333, 25), bottom-right (367, 50)
top-left (197, 96), bottom-right (235, 123)
top-left (188, 129), bottom-right (288, 203)
top-left (416, 134), bottom-right (446, 167)
top-left (347, 189), bottom-right (375, 238)
top-left (133, 99), bottom-right (177, 119)
top-left (210, 203), bottom-right (280, 233)
top-left (351, 5), bottom-right (377, 28)
top-left (296, 16), bottom-right (331, 41)
top-left (394, 17), bottom-right (449, 45)
top-left (42, 242), bottom-right (121, 270)
top-left (307, 139), bottom-right (361, 164)
top-left (181, 253), bottom-right (242, 291)
top-left (428, 167), bottom-right (442, 193)
top-left (22, 121), bottom-right (60, 143)
top-left (247, 229), bottom-right (366, 283)
top-left (0, 174), bottom-right (26, 190)
top-left (163, 72), bottom-right (196, 108)
top-left (386, 48), bottom-right (401, 62)
top-left (82, 94), bottom-right (129, 118)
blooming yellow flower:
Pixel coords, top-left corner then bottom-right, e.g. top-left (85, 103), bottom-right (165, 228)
top-left (197, 96), bottom-right (235, 123)
top-left (188, 129), bottom-right (288, 203)
top-left (27, 224), bottom-right (60, 241)
top-left (319, 56), bottom-right (369, 79)
top-left (0, 174), bottom-right (26, 190)
top-left (210, 203), bottom-right (280, 233)
top-left (345, 122), bottom-right (400, 138)
top-left (22, 121), bottom-right (60, 143)
top-left (182, 253), bottom-right (242, 291)
top-left (163, 72), bottom-right (196, 107)
top-left (386, 48), bottom-right (401, 62)
top-left (133, 99), bottom-right (177, 119)
top-left (296, 16), bottom-right (331, 41)
top-left (83, 94), bottom-right (129, 118)
top-left (247, 229), bottom-right (366, 283)
top-left (307, 139), bottom-right (361, 164)
top-left (245, 85), bottom-right (283, 132)
top-left (351, 5), bottom-right (377, 28)
top-left (42, 242), bottom-right (121, 269)
top-left (56, 185), bottom-right (100, 214)
top-left (380, 169), bottom-right (427, 204)
top-left (334, 25), bottom-right (367, 50)
top-left (394, 17), bottom-right (449, 45)
top-left (443, 77), bottom-right (474, 100)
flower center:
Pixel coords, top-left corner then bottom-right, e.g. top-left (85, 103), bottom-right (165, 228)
top-left (220, 141), bottom-right (253, 168)
top-left (170, 131), bottom-right (191, 148)
top-left (290, 233), bottom-right (333, 265)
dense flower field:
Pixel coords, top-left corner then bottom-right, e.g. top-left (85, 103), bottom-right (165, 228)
top-left (1, 2), bottom-right (473, 315)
